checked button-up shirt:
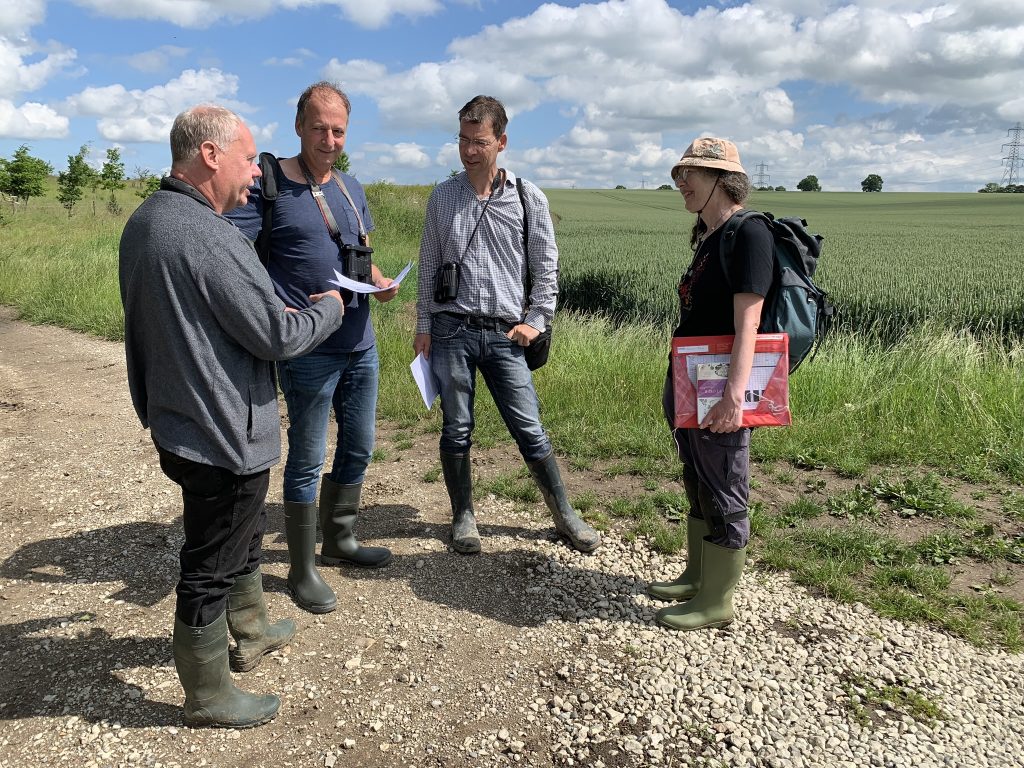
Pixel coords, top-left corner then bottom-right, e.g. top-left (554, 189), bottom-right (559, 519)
top-left (415, 169), bottom-right (559, 335)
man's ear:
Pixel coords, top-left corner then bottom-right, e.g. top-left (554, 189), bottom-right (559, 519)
top-left (497, 133), bottom-right (508, 152)
top-left (295, 117), bottom-right (302, 138)
top-left (198, 140), bottom-right (219, 170)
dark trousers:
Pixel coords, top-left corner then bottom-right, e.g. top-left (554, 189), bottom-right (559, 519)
top-left (672, 427), bottom-right (751, 549)
top-left (156, 444), bottom-right (269, 627)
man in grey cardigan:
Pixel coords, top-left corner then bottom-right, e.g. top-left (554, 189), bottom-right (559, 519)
top-left (119, 105), bottom-right (344, 729)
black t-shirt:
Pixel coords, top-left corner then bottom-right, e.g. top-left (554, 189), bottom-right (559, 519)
top-left (671, 213), bottom-right (774, 338)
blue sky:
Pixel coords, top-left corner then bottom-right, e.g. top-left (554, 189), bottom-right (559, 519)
top-left (2, 0), bottom-right (1022, 191)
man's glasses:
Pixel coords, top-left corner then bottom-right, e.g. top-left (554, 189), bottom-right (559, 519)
top-left (457, 135), bottom-right (497, 150)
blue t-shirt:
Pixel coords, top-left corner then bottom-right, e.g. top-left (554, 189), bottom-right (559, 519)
top-left (228, 167), bottom-right (376, 353)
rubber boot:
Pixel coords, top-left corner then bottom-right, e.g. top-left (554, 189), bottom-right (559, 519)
top-left (173, 613), bottom-right (280, 728)
top-left (440, 451), bottom-right (480, 554)
top-left (647, 516), bottom-right (710, 601)
top-left (226, 569), bottom-right (297, 672)
top-left (284, 501), bottom-right (337, 614)
top-left (656, 540), bottom-right (746, 631)
top-left (319, 478), bottom-right (392, 568)
top-left (527, 451), bottom-right (601, 553)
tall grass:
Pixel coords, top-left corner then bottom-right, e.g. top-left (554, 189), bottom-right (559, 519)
top-left (2, 182), bottom-right (1022, 482)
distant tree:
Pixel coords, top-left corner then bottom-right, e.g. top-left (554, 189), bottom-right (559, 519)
top-left (137, 174), bottom-right (161, 200)
top-left (3, 145), bottom-right (52, 206)
top-left (100, 147), bottom-right (127, 214)
top-left (132, 165), bottom-right (153, 187)
top-left (57, 145), bottom-right (93, 217)
top-left (861, 174), bottom-right (883, 192)
top-left (0, 157), bottom-right (9, 196)
top-left (657, 183), bottom-right (672, 190)
top-left (448, 169), bottom-right (460, 178)
top-left (614, 184), bottom-right (627, 190)
top-left (332, 152), bottom-right (351, 174)
top-left (774, 185), bottom-right (786, 192)
top-left (797, 175), bottom-right (821, 192)
top-left (978, 182), bottom-right (1002, 193)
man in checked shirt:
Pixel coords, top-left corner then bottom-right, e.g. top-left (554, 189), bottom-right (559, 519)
top-left (413, 94), bottom-right (600, 555)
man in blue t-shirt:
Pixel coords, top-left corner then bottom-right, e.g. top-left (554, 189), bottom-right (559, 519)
top-left (228, 82), bottom-right (398, 615)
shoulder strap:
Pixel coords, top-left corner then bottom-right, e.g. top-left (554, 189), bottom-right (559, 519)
top-left (719, 209), bottom-right (773, 286)
top-left (254, 153), bottom-right (280, 267)
top-left (331, 170), bottom-right (368, 245)
top-left (516, 176), bottom-right (531, 298)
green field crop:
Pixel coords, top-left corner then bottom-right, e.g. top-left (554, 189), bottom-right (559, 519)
top-left (547, 189), bottom-right (1024, 339)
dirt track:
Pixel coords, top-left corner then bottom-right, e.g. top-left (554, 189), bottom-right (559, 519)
top-left (3, 307), bottom-right (1024, 768)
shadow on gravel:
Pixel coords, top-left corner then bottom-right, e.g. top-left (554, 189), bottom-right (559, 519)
top-left (0, 521), bottom-right (180, 607)
top-left (0, 613), bottom-right (180, 726)
top-left (260, 502), bottom-right (654, 629)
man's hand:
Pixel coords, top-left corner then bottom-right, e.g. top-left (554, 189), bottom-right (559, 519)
top-left (507, 323), bottom-right (540, 347)
top-left (309, 289), bottom-right (345, 313)
top-left (372, 276), bottom-right (399, 303)
top-left (414, 332), bottom-right (431, 359)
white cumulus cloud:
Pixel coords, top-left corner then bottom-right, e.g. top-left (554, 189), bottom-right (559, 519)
top-left (0, 99), bottom-right (69, 138)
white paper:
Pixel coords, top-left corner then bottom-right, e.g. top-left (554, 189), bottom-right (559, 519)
top-left (689, 354), bottom-right (784, 423)
top-left (410, 352), bottom-right (439, 410)
top-left (329, 261), bottom-right (414, 294)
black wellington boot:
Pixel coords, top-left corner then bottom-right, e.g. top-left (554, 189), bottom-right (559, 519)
top-left (319, 478), bottom-right (392, 568)
top-left (284, 501), bottom-right (337, 614)
top-left (226, 569), bottom-right (297, 672)
top-left (173, 613), bottom-right (280, 728)
top-left (440, 451), bottom-right (480, 554)
top-left (528, 451), bottom-right (601, 553)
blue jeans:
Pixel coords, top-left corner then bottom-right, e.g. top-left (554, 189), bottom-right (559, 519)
top-left (430, 313), bottom-right (551, 462)
top-left (277, 346), bottom-right (379, 503)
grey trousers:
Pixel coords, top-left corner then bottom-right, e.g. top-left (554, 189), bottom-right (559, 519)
top-left (672, 427), bottom-right (751, 549)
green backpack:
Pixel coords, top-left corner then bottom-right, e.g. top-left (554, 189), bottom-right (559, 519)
top-left (720, 210), bottom-right (835, 372)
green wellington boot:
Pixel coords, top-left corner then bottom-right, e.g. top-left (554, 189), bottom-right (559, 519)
top-left (173, 613), bottom-right (280, 728)
top-left (527, 451), bottom-right (601, 553)
top-left (226, 569), bottom-right (297, 673)
top-left (647, 516), bottom-right (709, 601)
top-left (319, 478), bottom-right (392, 568)
top-left (284, 501), bottom-right (337, 614)
top-left (655, 540), bottom-right (746, 631)
top-left (440, 451), bottom-right (480, 554)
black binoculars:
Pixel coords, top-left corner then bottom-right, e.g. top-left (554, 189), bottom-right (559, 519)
top-left (434, 262), bottom-right (461, 303)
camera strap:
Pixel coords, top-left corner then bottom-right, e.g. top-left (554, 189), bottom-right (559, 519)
top-left (296, 156), bottom-right (368, 247)
top-left (516, 176), bottom-right (534, 309)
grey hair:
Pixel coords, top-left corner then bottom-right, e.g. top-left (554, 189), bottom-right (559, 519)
top-left (170, 105), bottom-right (243, 165)
top-left (296, 82), bottom-right (351, 125)
top-left (458, 95), bottom-right (508, 138)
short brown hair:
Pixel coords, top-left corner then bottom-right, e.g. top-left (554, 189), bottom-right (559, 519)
top-left (296, 81), bottom-right (351, 125)
top-left (458, 95), bottom-right (507, 138)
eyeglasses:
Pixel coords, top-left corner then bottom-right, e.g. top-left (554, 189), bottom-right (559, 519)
top-left (674, 168), bottom-right (702, 183)
top-left (457, 135), bottom-right (497, 150)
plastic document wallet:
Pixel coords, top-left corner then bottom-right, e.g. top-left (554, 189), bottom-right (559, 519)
top-left (671, 333), bottom-right (792, 429)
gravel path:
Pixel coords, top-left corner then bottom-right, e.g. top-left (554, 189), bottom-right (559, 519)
top-left (1, 308), bottom-right (1022, 767)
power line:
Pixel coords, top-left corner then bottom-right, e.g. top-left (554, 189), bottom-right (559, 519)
top-left (1002, 122), bottom-right (1023, 187)
top-left (753, 162), bottom-right (771, 189)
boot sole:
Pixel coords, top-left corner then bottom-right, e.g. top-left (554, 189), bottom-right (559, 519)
top-left (451, 538), bottom-right (481, 554)
top-left (655, 616), bottom-right (734, 631)
top-left (555, 529), bottom-right (601, 554)
top-left (184, 710), bottom-right (278, 729)
top-left (287, 585), bottom-right (337, 615)
top-left (321, 553), bottom-right (394, 568)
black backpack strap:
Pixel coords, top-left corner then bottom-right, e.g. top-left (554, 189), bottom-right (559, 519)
top-left (516, 176), bottom-right (531, 301)
top-left (254, 152), bottom-right (281, 267)
top-left (718, 209), bottom-right (772, 287)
